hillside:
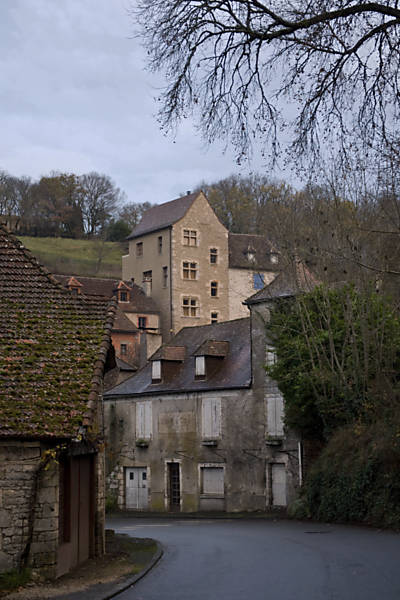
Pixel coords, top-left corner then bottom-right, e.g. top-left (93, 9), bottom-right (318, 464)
top-left (17, 236), bottom-right (124, 279)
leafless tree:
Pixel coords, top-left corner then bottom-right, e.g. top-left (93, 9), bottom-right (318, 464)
top-left (79, 172), bottom-right (124, 236)
top-left (133, 1), bottom-right (400, 165)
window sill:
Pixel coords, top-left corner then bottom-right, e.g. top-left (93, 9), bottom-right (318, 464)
top-left (202, 439), bottom-right (219, 447)
top-left (136, 439), bottom-right (150, 448)
top-left (265, 436), bottom-right (283, 446)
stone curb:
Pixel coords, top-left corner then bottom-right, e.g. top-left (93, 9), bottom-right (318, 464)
top-left (53, 541), bottom-right (163, 600)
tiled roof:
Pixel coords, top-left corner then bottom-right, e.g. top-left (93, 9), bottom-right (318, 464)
top-left (55, 274), bottom-right (160, 314)
top-left (126, 192), bottom-right (199, 240)
top-left (105, 318), bottom-right (251, 398)
top-left (193, 340), bottom-right (229, 357)
top-left (0, 227), bottom-right (116, 439)
top-left (113, 306), bottom-right (138, 333)
top-left (151, 346), bottom-right (186, 361)
top-left (245, 261), bottom-right (318, 303)
top-left (228, 233), bottom-right (280, 270)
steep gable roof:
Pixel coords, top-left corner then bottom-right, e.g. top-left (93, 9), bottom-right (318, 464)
top-left (228, 233), bottom-right (280, 271)
top-left (245, 261), bottom-right (318, 303)
top-left (105, 318), bottom-right (251, 398)
top-left (126, 191), bottom-right (199, 240)
top-left (0, 227), bottom-right (116, 439)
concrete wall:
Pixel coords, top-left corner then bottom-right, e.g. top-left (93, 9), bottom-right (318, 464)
top-left (228, 268), bottom-right (276, 320)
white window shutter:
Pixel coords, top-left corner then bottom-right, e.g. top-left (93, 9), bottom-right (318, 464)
top-left (267, 392), bottom-right (284, 437)
top-left (136, 401), bottom-right (152, 439)
top-left (202, 398), bottom-right (221, 438)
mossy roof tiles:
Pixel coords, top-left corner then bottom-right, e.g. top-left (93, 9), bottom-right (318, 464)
top-left (0, 227), bottom-right (116, 439)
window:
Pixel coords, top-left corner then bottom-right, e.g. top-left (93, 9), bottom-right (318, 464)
top-left (162, 266), bottom-right (168, 288)
top-left (195, 356), bottom-right (206, 378)
top-left (201, 397), bottom-right (221, 439)
top-left (210, 312), bottom-right (218, 324)
top-left (183, 229), bottom-right (197, 246)
top-left (267, 390), bottom-right (284, 437)
top-left (136, 401), bottom-right (152, 440)
top-left (151, 360), bottom-right (161, 382)
top-left (138, 316), bottom-right (147, 329)
top-left (210, 248), bottom-right (218, 264)
top-left (120, 343), bottom-right (127, 356)
top-left (265, 345), bottom-right (276, 366)
top-left (210, 281), bottom-right (218, 297)
top-left (119, 290), bottom-right (128, 302)
top-left (136, 242), bottom-right (143, 257)
top-left (183, 261), bottom-right (197, 280)
top-left (143, 270), bottom-right (152, 294)
top-left (182, 297), bottom-right (199, 317)
top-left (158, 236), bottom-right (163, 254)
top-left (270, 253), bottom-right (279, 264)
top-left (253, 273), bottom-right (265, 290)
top-left (201, 466), bottom-right (224, 495)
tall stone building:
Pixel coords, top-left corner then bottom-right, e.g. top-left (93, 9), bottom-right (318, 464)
top-left (122, 191), bottom-right (280, 339)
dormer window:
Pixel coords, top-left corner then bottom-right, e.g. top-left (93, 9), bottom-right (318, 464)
top-left (270, 252), bottom-right (279, 264)
top-left (66, 276), bottom-right (82, 296)
top-left (119, 290), bottom-right (129, 302)
top-left (245, 246), bottom-right (256, 263)
top-left (152, 360), bottom-right (161, 383)
top-left (195, 356), bottom-right (206, 378)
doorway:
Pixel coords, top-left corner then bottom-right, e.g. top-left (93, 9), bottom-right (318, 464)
top-left (167, 462), bottom-right (181, 511)
top-left (125, 467), bottom-right (149, 509)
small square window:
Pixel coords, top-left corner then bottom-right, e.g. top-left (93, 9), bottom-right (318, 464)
top-left (210, 248), bottom-right (218, 264)
top-left (211, 312), bottom-right (218, 323)
top-left (138, 316), bottom-right (147, 328)
top-left (136, 242), bottom-right (143, 257)
top-left (253, 273), bottom-right (265, 290)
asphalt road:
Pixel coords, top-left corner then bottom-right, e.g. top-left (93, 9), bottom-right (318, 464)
top-left (107, 517), bottom-right (400, 600)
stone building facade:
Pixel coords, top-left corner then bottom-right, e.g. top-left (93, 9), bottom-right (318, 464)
top-left (104, 297), bottom-right (303, 513)
top-left (122, 191), bottom-right (280, 340)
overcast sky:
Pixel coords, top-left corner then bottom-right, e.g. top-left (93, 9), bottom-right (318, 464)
top-left (0, 0), bottom-right (289, 207)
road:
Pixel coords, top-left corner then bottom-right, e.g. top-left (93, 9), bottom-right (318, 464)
top-left (107, 517), bottom-right (400, 600)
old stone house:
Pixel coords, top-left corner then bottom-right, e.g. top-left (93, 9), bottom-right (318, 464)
top-left (55, 275), bottom-right (162, 366)
top-left (103, 284), bottom-right (303, 513)
top-left (0, 227), bottom-right (116, 578)
top-left (122, 191), bottom-right (280, 340)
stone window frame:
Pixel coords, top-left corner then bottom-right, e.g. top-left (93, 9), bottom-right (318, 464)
top-left (210, 281), bottom-right (219, 297)
top-left (158, 235), bottom-right (163, 254)
top-left (210, 311), bottom-right (219, 323)
top-left (182, 228), bottom-right (198, 246)
top-left (182, 296), bottom-right (199, 317)
top-left (182, 260), bottom-right (198, 280)
top-left (136, 241), bottom-right (143, 257)
top-left (120, 343), bottom-right (128, 356)
top-left (209, 247), bottom-right (218, 264)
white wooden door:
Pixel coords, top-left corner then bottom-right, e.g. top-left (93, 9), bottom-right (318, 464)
top-left (271, 463), bottom-right (287, 506)
top-left (125, 467), bottom-right (148, 509)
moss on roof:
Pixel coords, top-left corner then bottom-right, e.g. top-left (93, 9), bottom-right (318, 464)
top-left (0, 227), bottom-right (116, 439)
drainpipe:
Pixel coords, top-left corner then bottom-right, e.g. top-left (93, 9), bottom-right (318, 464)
top-left (298, 441), bottom-right (303, 487)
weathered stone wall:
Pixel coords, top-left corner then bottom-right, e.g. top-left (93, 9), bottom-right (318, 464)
top-left (0, 441), bottom-right (59, 578)
top-left (228, 268), bottom-right (276, 320)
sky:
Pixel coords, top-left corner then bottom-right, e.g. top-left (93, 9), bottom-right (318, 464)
top-left (0, 0), bottom-right (285, 207)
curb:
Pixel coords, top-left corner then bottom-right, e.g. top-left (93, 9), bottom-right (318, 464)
top-left (55, 541), bottom-right (163, 600)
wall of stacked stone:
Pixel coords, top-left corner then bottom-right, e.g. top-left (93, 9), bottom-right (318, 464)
top-left (94, 450), bottom-right (105, 557)
top-left (0, 441), bottom-right (60, 578)
top-left (106, 464), bottom-right (124, 509)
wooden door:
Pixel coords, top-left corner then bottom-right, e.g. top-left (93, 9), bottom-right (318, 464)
top-left (125, 467), bottom-right (148, 509)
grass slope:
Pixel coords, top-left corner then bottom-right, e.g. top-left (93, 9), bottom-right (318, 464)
top-left (17, 236), bottom-right (124, 278)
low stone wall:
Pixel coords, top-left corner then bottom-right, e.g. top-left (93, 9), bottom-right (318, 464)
top-left (0, 441), bottom-right (59, 577)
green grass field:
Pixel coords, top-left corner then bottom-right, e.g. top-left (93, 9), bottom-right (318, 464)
top-left (17, 236), bottom-right (125, 278)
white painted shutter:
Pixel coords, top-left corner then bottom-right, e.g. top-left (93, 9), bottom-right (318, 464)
top-left (267, 392), bottom-right (284, 437)
top-left (202, 398), bottom-right (221, 438)
top-left (136, 401), bottom-right (152, 439)
top-left (202, 467), bottom-right (224, 495)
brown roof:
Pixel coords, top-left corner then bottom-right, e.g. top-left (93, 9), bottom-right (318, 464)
top-left (105, 318), bottom-right (251, 397)
top-left (0, 226), bottom-right (116, 439)
top-left (126, 192), bottom-right (199, 240)
top-left (113, 306), bottom-right (138, 333)
top-left (151, 346), bottom-right (186, 361)
top-left (228, 233), bottom-right (280, 270)
top-left (54, 274), bottom-right (160, 314)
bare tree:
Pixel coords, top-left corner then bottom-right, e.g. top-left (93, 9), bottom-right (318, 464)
top-left (79, 172), bottom-right (124, 236)
top-left (133, 1), bottom-right (400, 164)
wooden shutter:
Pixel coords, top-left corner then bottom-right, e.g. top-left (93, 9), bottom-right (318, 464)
top-left (202, 398), bottom-right (221, 438)
top-left (136, 401), bottom-right (152, 439)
